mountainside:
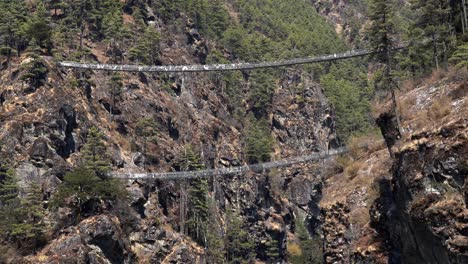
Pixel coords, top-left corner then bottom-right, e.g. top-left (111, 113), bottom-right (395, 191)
top-left (0, 1), bottom-right (343, 263)
top-left (0, 0), bottom-right (467, 263)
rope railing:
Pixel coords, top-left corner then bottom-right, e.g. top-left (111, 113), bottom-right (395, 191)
top-left (112, 147), bottom-right (347, 180)
top-left (58, 46), bottom-right (405, 73)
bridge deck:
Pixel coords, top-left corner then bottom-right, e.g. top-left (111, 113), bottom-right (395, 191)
top-left (112, 147), bottom-right (347, 180)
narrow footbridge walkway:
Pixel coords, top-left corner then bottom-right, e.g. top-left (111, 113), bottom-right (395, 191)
top-left (59, 46), bottom-right (404, 73)
top-left (112, 147), bottom-right (347, 180)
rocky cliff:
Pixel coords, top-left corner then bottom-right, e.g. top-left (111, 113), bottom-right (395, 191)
top-left (320, 70), bottom-right (468, 263)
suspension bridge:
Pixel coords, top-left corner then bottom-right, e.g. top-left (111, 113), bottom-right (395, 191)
top-left (58, 46), bottom-right (405, 73)
top-left (112, 147), bottom-right (347, 180)
top-left (61, 47), bottom-right (395, 180)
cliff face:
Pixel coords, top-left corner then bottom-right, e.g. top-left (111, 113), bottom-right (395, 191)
top-left (320, 70), bottom-right (468, 263)
top-left (0, 6), bottom-right (338, 263)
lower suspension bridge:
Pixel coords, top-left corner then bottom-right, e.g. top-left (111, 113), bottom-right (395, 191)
top-left (112, 147), bottom-right (347, 180)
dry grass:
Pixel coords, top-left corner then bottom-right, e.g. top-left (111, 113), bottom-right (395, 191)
top-left (370, 96), bottom-right (391, 119)
top-left (398, 96), bottom-right (417, 122)
top-left (287, 242), bottom-right (302, 257)
top-left (427, 95), bottom-right (452, 122)
top-left (349, 207), bottom-right (370, 229)
top-left (427, 68), bottom-right (448, 84)
top-left (345, 160), bottom-right (365, 180)
top-left (347, 134), bottom-right (385, 160)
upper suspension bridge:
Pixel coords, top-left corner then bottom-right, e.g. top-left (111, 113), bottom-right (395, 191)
top-left (58, 46), bottom-right (405, 73)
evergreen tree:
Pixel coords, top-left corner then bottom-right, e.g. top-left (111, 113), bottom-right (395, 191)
top-left (245, 116), bottom-right (273, 164)
top-left (9, 183), bottom-right (48, 250)
top-left (135, 117), bottom-right (158, 168)
top-left (52, 167), bottom-right (124, 220)
top-left (108, 73), bottom-right (123, 117)
top-left (410, 0), bottom-right (452, 69)
top-left (0, 0), bottom-right (28, 75)
top-left (178, 147), bottom-right (208, 244)
top-left (367, 0), bottom-right (402, 134)
top-left (176, 147), bottom-right (208, 244)
top-left (0, 169), bottom-right (48, 251)
top-left (225, 209), bottom-right (255, 263)
top-left (449, 42), bottom-right (468, 68)
top-left (265, 237), bottom-right (280, 262)
top-left (290, 218), bottom-right (323, 264)
top-left (0, 165), bottom-right (17, 205)
top-left (398, 23), bottom-right (432, 77)
top-left (205, 199), bottom-right (226, 263)
top-left (26, 2), bottom-right (52, 51)
top-left (128, 26), bottom-right (160, 65)
top-left (81, 127), bottom-right (110, 177)
top-left (187, 176), bottom-right (209, 245)
top-left (20, 53), bottom-right (48, 90)
top-left (248, 69), bottom-right (276, 118)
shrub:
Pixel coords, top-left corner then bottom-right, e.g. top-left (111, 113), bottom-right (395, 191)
top-left (287, 242), bottom-right (302, 258)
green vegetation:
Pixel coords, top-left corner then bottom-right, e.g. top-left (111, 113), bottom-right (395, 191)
top-left (205, 199), bottom-right (226, 263)
top-left (108, 73), bottom-right (123, 116)
top-left (225, 209), bottom-right (255, 263)
top-left (367, 0), bottom-right (402, 132)
top-left (244, 116), bottom-right (273, 164)
top-left (52, 127), bottom-right (125, 220)
top-left (52, 167), bottom-right (125, 219)
top-left (135, 117), bottom-right (159, 168)
top-left (128, 26), bottom-right (161, 64)
top-left (265, 237), bottom-right (281, 261)
top-left (0, 166), bottom-right (48, 252)
top-left (176, 147), bottom-right (209, 245)
top-left (20, 54), bottom-right (48, 90)
top-left (81, 127), bottom-right (110, 177)
top-left (449, 43), bottom-right (468, 68)
top-left (290, 218), bottom-right (323, 264)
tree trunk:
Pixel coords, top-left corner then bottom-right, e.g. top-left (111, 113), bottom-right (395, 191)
top-left (463, 0), bottom-right (468, 33)
top-left (391, 88), bottom-right (402, 136)
top-left (432, 34), bottom-right (439, 70)
top-left (462, 6), bottom-right (466, 35)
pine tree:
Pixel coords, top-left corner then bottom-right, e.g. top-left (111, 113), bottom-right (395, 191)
top-left (205, 199), bottom-right (226, 263)
top-left (449, 42), bottom-right (468, 68)
top-left (177, 147), bottom-right (209, 245)
top-left (108, 73), bottom-right (123, 118)
top-left (0, 165), bottom-right (17, 205)
top-left (81, 127), bottom-right (110, 177)
top-left (248, 70), bottom-right (276, 118)
top-left (0, 169), bottom-right (48, 251)
top-left (128, 26), bottom-right (160, 65)
top-left (0, 0), bottom-right (28, 76)
top-left (52, 167), bottom-right (124, 220)
top-left (245, 115), bottom-right (273, 164)
top-left (10, 183), bottom-right (48, 250)
top-left (188, 176), bottom-right (209, 245)
top-left (175, 146), bottom-right (207, 242)
top-left (225, 209), bottom-right (255, 263)
top-left (367, 0), bottom-right (402, 135)
top-left (26, 2), bottom-right (52, 51)
top-left (20, 53), bottom-right (48, 90)
top-left (135, 117), bottom-right (158, 168)
top-left (411, 0), bottom-right (452, 69)
top-left (290, 218), bottom-right (323, 264)
top-left (265, 237), bottom-right (280, 262)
